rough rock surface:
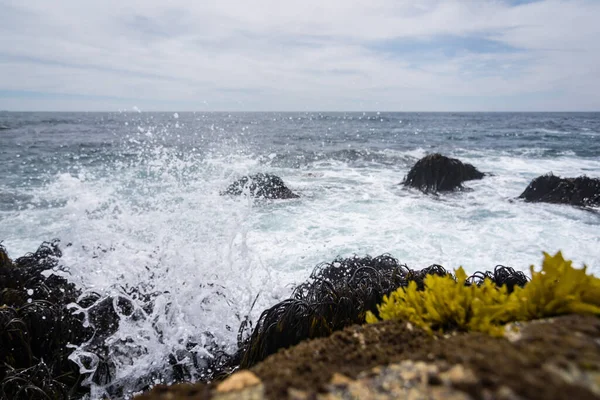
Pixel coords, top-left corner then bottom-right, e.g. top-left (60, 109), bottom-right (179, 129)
top-left (403, 154), bottom-right (484, 193)
top-left (519, 174), bottom-right (600, 208)
top-left (136, 314), bottom-right (600, 400)
top-left (221, 173), bottom-right (299, 199)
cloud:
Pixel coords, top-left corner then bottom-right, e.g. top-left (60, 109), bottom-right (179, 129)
top-left (0, 0), bottom-right (598, 111)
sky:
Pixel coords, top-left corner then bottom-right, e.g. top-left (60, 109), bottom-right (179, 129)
top-left (0, 0), bottom-right (599, 112)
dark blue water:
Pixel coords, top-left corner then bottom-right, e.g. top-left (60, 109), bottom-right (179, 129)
top-left (1, 112), bottom-right (598, 189)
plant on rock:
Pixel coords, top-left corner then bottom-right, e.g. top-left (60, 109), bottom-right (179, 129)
top-left (366, 252), bottom-right (600, 336)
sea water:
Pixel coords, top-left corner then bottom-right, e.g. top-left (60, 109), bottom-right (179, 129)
top-left (1, 111), bottom-right (599, 397)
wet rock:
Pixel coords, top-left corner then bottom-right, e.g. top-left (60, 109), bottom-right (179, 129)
top-left (519, 174), bottom-right (600, 208)
top-left (403, 154), bottom-right (484, 193)
top-left (0, 241), bottom-right (93, 399)
top-left (222, 173), bottom-right (299, 199)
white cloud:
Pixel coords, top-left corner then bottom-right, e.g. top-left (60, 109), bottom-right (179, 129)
top-left (0, 0), bottom-right (598, 111)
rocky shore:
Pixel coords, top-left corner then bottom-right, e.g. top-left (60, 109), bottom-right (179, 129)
top-left (2, 154), bottom-right (600, 399)
top-left (137, 314), bottom-right (600, 400)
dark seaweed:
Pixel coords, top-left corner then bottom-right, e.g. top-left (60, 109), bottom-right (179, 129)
top-left (467, 265), bottom-right (529, 293)
top-left (0, 241), bottom-right (92, 400)
top-left (237, 255), bottom-right (530, 369)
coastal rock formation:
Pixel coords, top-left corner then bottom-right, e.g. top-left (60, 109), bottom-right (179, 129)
top-left (137, 251), bottom-right (599, 400)
top-left (0, 241), bottom-right (92, 399)
top-left (403, 154), bottom-right (484, 193)
top-left (519, 174), bottom-right (600, 207)
top-left (236, 256), bottom-right (526, 369)
top-left (136, 315), bottom-right (600, 400)
top-left (222, 173), bottom-right (299, 199)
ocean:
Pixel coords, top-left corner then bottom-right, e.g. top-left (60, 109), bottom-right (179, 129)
top-left (1, 111), bottom-right (599, 397)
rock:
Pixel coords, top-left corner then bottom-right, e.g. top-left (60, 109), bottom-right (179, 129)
top-left (0, 241), bottom-right (93, 399)
top-left (403, 154), bottom-right (484, 193)
top-left (216, 371), bottom-right (261, 393)
top-left (214, 371), bottom-right (264, 400)
top-left (321, 361), bottom-right (474, 400)
top-left (222, 173), bottom-right (299, 199)
top-left (136, 315), bottom-right (600, 399)
top-left (518, 174), bottom-right (600, 208)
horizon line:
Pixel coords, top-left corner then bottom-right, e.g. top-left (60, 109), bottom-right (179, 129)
top-left (2, 110), bottom-right (599, 113)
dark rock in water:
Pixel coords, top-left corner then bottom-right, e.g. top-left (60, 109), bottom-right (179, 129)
top-left (0, 125), bottom-right (9, 131)
top-left (403, 153), bottom-right (484, 193)
top-left (222, 173), bottom-right (299, 199)
top-left (519, 174), bottom-right (600, 208)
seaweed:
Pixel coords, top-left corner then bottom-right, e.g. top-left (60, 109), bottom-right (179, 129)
top-left (0, 241), bottom-right (92, 400)
top-left (509, 251), bottom-right (600, 319)
top-left (238, 255), bottom-right (464, 368)
top-left (236, 254), bottom-right (544, 369)
top-left (467, 265), bottom-right (529, 293)
top-left (238, 255), bottom-right (410, 368)
top-left (367, 251), bottom-right (600, 336)
top-left (366, 267), bottom-right (511, 335)
top-left (403, 153), bottom-right (484, 193)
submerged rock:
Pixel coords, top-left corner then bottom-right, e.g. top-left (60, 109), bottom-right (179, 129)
top-left (519, 173), bottom-right (600, 208)
top-left (403, 153), bottom-right (484, 193)
top-left (222, 173), bottom-right (299, 199)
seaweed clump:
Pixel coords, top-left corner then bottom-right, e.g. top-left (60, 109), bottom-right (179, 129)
top-left (466, 265), bottom-right (529, 293)
top-left (236, 255), bottom-right (531, 369)
top-left (367, 252), bottom-right (600, 336)
top-left (403, 153), bottom-right (484, 193)
top-left (221, 173), bottom-right (299, 199)
top-left (238, 255), bottom-right (419, 368)
top-left (519, 173), bottom-right (600, 208)
top-left (0, 241), bottom-right (93, 399)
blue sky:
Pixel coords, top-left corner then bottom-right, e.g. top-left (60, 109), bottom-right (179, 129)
top-left (0, 0), bottom-right (599, 111)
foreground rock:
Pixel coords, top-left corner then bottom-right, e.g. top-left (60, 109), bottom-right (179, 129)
top-left (403, 154), bottom-right (485, 193)
top-left (519, 174), bottom-right (600, 208)
top-left (136, 314), bottom-right (600, 399)
top-left (0, 242), bottom-right (92, 399)
top-left (222, 173), bottom-right (299, 199)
